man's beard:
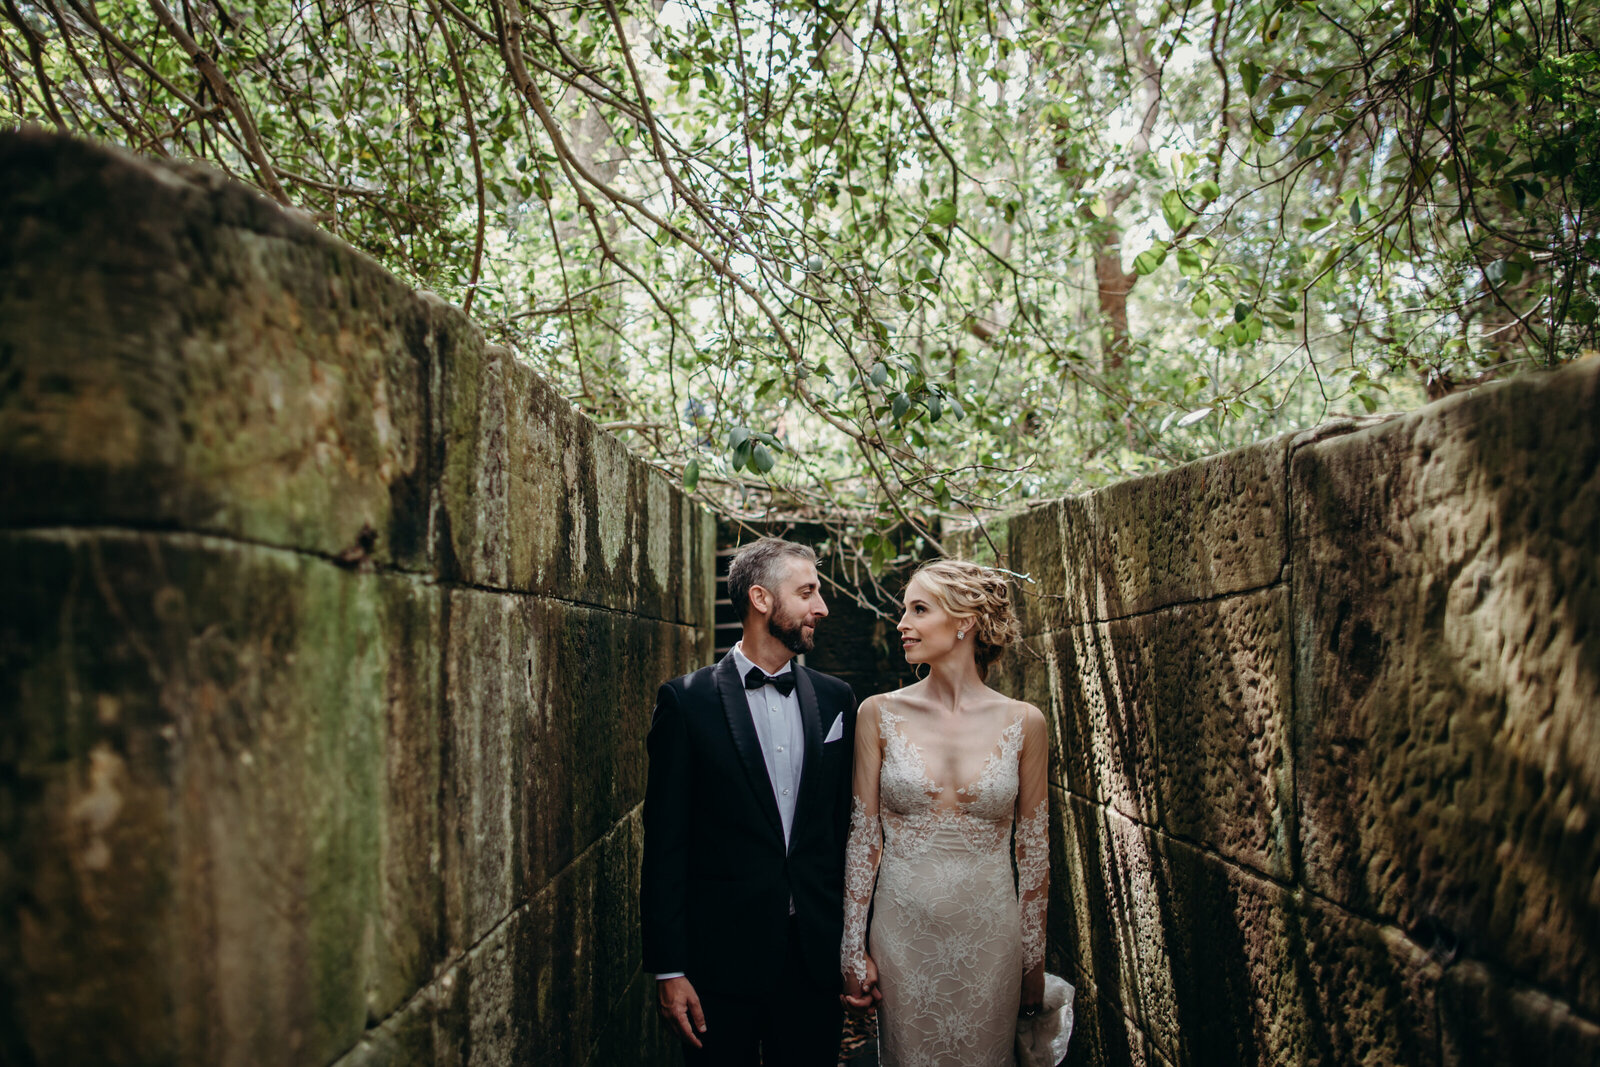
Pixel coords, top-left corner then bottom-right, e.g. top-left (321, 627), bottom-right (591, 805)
top-left (767, 605), bottom-right (815, 654)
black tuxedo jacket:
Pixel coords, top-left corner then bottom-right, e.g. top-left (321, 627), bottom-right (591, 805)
top-left (641, 653), bottom-right (858, 1000)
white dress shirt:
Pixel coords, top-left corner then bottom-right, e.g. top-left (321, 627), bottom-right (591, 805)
top-left (729, 641), bottom-right (806, 846)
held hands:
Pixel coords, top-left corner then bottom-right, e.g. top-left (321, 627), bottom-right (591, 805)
top-left (657, 976), bottom-right (707, 1049)
top-left (841, 954), bottom-right (883, 1013)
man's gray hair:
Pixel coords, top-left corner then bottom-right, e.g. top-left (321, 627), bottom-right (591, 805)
top-left (727, 537), bottom-right (817, 622)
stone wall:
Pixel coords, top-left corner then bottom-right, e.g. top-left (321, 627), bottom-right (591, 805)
top-left (962, 358), bottom-right (1599, 1066)
top-left (0, 132), bottom-right (713, 1066)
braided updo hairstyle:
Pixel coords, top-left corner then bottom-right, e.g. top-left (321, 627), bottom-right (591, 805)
top-left (910, 559), bottom-right (1022, 679)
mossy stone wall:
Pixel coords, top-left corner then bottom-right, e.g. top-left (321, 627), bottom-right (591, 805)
top-left (960, 359), bottom-right (1599, 1066)
top-left (0, 131), bottom-right (713, 1067)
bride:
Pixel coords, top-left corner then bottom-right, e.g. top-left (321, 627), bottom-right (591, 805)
top-left (841, 560), bottom-right (1049, 1066)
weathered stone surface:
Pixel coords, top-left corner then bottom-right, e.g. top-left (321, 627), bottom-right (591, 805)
top-left (1056, 793), bottom-right (1443, 1067)
top-left (1046, 626), bottom-right (1162, 824)
top-left (0, 132), bottom-right (708, 1067)
top-left (1045, 591), bottom-right (1292, 875)
top-left (438, 345), bottom-right (715, 624)
top-left (1148, 590), bottom-right (1292, 877)
top-left (1439, 960), bottom-right (1600, 1067)
top-left (1293, 357), bottom-right (1600, 1016)
top-left (957, 436), bottom-right (1288, 630)
top-left (1082, 435), bottom-right (1289, 619)
top-left (1063, 972), bottom-right (1177, 1067)
top-left (426, 812), bottom-right (648, 1067)
top-left (0, 131), bottom-right (432, 569)
top-left (0, 530), bottom-right (441, 1066)
top-left (330, 813), bottom-right (659, 1067)
top-left (442, 588), bottom-right (700, 949)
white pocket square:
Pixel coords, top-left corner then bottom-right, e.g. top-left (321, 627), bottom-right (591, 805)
top-left (824, 713), bottom-right (844, 744)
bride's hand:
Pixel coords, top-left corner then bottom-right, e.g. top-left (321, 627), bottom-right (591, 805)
top-left (1019, 961), bottom-right (1045, 1016)
top-left (841, 955), bottom-right (882, 1011)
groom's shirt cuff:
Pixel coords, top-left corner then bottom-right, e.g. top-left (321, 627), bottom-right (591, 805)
top-left (653, 971), bottom-right (686, 981)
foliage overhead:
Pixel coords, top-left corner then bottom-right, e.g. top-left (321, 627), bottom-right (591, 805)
top-left (4, 0), bottom-right (1595, 587)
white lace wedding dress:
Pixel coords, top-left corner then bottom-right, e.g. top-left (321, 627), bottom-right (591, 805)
top-left (842, 692), bottom-right (1050, 1067)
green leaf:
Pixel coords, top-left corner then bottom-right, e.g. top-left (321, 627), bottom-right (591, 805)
top-left (1191, 291), bottom-right (1212, 316)
top-left (1302, 216), bottom-right (1333, 232)
top-left (1176, 247), bottom-right (1203, 277)
top-left (870, 363), bottom-right (889, 387)
top-left (927, 200), bottom-right (957, 227)
top-left (916, 266), bottom-right (940, 291)
top-left (731, 439), bottom-right (753, 471)
top-left (1133, 245), bottom-right (1168, 275)
top-left (1194, 179), bottom-right (1221, 201)
top-left (892, 392), bottom-right (911, 420)
top-left (682, 459), bottom-right (699, 492)
top-left (727, 425), bottom-right (750, 449)
top-left (1234, 301), bottom-right (1251, 323)
top-left (751, 443), bottom-right (776, 473)
top-left (1162, 190), bottom-right (1192, 231)
top-left (1176, 406), bottom-right (1213, 428)
top-left (1239, 59), bottom-right (1261, 97)
top-left (928, 394), bottom-right (943, 422)
top-left (1485, 259), bottom-right (1524, 286)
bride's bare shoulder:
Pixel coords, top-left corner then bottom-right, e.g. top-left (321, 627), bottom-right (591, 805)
top-left (860, 686), bottom-right (914, 717)
top-left (990, 691), bottom-right (1045, 729)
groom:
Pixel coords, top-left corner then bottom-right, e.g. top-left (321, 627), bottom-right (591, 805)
top-left (642, 537), bottom-right (858, 1065)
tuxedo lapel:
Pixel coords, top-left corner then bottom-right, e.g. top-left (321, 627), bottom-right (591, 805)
top-left (788, 666), bottom-right (826, 854)
top-left (714, 655), bottom-right (785, 842)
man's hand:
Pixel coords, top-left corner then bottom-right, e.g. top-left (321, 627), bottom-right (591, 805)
top-left (657, 976), bottom-right (707, 1048)
top-left (841, 955), bottom-right (882, 1012)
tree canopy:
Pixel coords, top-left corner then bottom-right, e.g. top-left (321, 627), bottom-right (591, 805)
top-left (5, 0), bottom-right (1595, 581)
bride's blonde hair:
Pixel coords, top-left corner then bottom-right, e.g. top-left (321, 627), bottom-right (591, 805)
top-left (910, 559), bottom-right (1021, 678)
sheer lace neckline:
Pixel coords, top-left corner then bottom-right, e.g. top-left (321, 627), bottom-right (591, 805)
top-left (880, 695), bottom-right (1024, 806)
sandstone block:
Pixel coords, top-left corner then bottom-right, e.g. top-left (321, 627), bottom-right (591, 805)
top-left (1056, 793), bottom-right (1441, 1067)
top-left (442, 589), bottom-right (700, 948)
top-left (1438, 960), bottom-right (1600, 1067)
top-left (1047, 591), bottom-right (1292, 875)
top-left (1082, 435), bottom-right (1289, 619)
top-left (1063, 970), bottom-right (1177, 1067)
top-left (1148, 590), bottom-right (1293, 878)
top-left (1293, 357), bottom-right (1600, 1015)
top-left (436, 347), bottom-right (713, 624)
top-left (0, 131), bottom-right (431, 569)
top-left (954, 436), bottom-right (1288, 632)
top-left (1280, 895), bottom-right (1442, 1067)
top-left (431, 814), bottom-right (645, 1067)
top-left (1046, 624), bottom-right (1160, 827)
top-left (335, 814), bottom-right (659, 1067)
top-left (0, 530), bottom-right (441, 1066)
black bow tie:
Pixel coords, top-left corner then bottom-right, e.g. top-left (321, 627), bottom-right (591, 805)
top-left (744, 665), bottom-right (797, 697)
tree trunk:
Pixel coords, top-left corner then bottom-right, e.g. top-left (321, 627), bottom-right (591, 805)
top-left (1094, 238), bottom-right (1137, 372)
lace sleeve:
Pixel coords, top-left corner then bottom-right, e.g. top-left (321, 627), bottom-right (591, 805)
top-left (841, 699), bottom-right (884, 985)
top-left (1015, 706), bottom-right (1050, 973)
